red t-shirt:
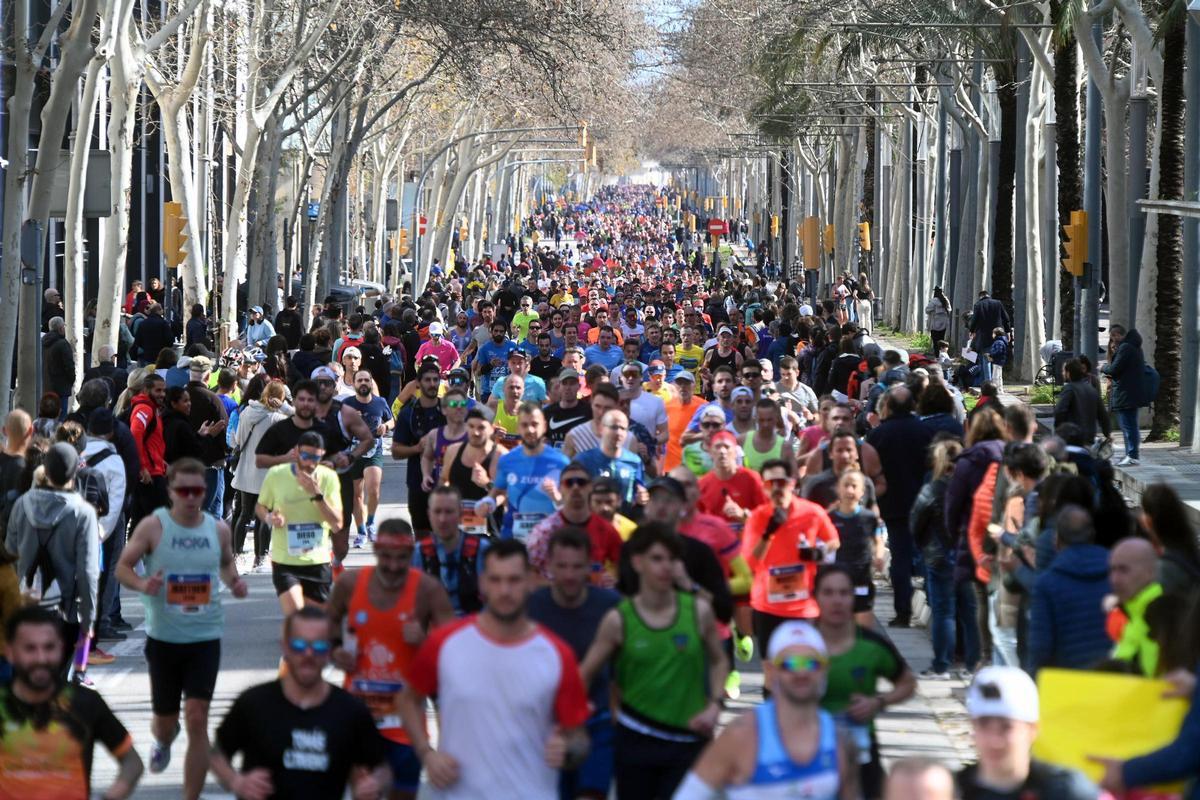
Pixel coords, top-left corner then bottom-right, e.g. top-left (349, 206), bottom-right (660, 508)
top-left (697, 468), bottom-right (769, 532)
top-left (741, 498), bottom-right (840, 618)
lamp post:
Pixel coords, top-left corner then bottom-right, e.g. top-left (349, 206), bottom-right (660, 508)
top-left (1183, 0), bottom-right (1200, 447)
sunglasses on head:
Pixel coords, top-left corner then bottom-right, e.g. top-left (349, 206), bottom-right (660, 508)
top-left (172, 485), bottom-right (205, 498)
top-left (772, 654), bottom-right (827, 673)
top-left (287, 638), bottom-right (332, 656)
top-left (446, 399), bottom-right (469, 408)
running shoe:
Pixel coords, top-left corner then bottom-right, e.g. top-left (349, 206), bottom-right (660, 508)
top-left (149, 722), bottom-right (181, 774)
top-left (352, 534), bottom-right (365, 549)
top-left (253, 556), bottom-right (266, 572)
top-left (88, 647), bottom-right (116, 666)
top-left (1116, 456), bottom-right (1140, 467)
top-left (725, 670), bottom-right (741, 701)
top-left (919, 668), bottom-right (950, 680)
top-left (734, 633), bottom-right (755, 663)
top-left (366, 522), bottom-right (377, 542)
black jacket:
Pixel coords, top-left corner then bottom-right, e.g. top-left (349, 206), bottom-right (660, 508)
top-left (274, 308), bottom-right (303, 349)
top-left (42, 331), bottom-right (76, 396)
top-left (186, 382), bottom-right (229, 465)
top-left (83, 363), bottom-right (129, 405)
top-left (968, 296), bottom-right (1011, 349)
top-left (1054, 378), bottom-right (1111, 440)
top-left (865, 412), bottom-right (934, 520)
top-left (162, 409), bottom-right (203, 465)
top-left (132, 314), bottom-right (174, 362)
top-left (1101, 328), bottom-right (1146, 411)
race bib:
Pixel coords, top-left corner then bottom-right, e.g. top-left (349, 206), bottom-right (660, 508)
top-left (461, 501), bottom-right (488, 537)
top-left (767, 563), bottom-right (808, 604)
top-left (350, 678), bottom-right (405, 730)
top-left (166, 573), bottom-right (212, 613)
top-left (287, 523), bottom-right (324, 556)
top-left (512, 512), bottom-right (545, 542)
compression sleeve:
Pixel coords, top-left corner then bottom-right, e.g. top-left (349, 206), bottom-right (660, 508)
top-left (671, 772), bottom-right (722, 800)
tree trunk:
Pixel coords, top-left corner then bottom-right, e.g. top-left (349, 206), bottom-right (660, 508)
top-left (1052, 8), bottom-right (1081, 347)
top-left (992, 73), bottom-right (1018, 318)
top-left (0, 63), bottom-right (36, 412)
top-left (1148, 5), bottom-right (1185, 438)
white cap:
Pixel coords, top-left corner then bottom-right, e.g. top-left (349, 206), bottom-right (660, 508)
top-left (966, 666), bottom-right (1039, 723)
top-left (767, 621), bottom-right (828, 660)
top-left (428, 321), bottom-right (445, 336)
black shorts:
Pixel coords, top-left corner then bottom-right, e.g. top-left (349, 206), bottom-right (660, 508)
top-left (271, 561), bottom-right (333, 604)
top-left (145, 637), bottom-right (221, 715)
top-left (847, 565), bottom-right (876, 612)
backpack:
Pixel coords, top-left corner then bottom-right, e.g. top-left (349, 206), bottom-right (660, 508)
top-left (23, 521), bottom-right (68, 619)
top-left (1143, 364), bottom-right (1161, 406)
top-left (417, 534), bottom-right (484, 614)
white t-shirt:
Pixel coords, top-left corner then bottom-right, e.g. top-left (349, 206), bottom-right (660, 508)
top-left (627, 390), bottom-right (668, 438)
top-left (407, 619), bottom-right (589, 800)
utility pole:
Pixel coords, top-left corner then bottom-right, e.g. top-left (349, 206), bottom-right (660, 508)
top-left (1183, 3), bottom-right (1200, 448)
top-left (1080, 20), bottom-right (1104, 364)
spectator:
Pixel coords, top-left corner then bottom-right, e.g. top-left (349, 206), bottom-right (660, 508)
top-left (82, 408), bottom-right (128, 643)
top-left (1054, 358), bottom-right (1111, 444)
top-left (243, 305), bottom-right (275, 347)
top-left (186, 356), bottom-right (230, 516)
top-left (33, 392), bottom-right (62, 439)
top-left (185, 304), bottom-right (211, 350)
top-left (127, 373), bottom-right (167, 523)
top-left (83, 344), bottom-right (128, 405)
top-left (1028, 504), bottom-right (1113, 673)
top-left (967, 290), bottom-right (1011, 384)
top-left (41, 287), bottom-right (64, 331)
top-left (1101, 324), bottom-right (1147, 466)
top-left (1109, 537), bottom-right (1164, 677)
top-left (43, 316), bottom-right (75, 416)
top-left (130, 303), bottom-right (173, 365)
top-left (866, 385), bottom-right (932, 628)
top-left (274, 295), bottom-right (303, 349)
top-left (1139, 483), bottom-right (1200, 595)
top-left (917, 382), bottom-right (965, 439)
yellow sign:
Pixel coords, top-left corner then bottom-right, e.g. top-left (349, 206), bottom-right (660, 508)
top-left (1034, 669), bottom-right (1187, 788)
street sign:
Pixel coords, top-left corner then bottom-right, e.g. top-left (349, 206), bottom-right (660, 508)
top-left (306, 202), bottom-right (320, 219)
top-left (707, 219), bottom-right (727, 236)
top-left (418, 215), bottom-right (427, 236)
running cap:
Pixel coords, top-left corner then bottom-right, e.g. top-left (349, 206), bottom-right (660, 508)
top-left (311, 366), bottom-right (339, 381)
top-left (428, 322), bottom-right (445, 336)
top-left (718, 326), bottom-right (734, 336)
top-left (767, 621), bottom-right (828, 660)
top-left (709, 430), bottom-right (737, 448)
top-left (648, 361), bottom-right (666, 375)
top-left (342, 346), bottom-right (362, 360)
top-left (673, 371), bottom-right (695, 384)
top-left (558, 368), bottom-right (581, 382)
top-left (700, 405), bottom-right (726, 422)
top-left (731, 386), bottom-right (754, 401)
top-left (647, 476), bottom-right (686, 501)
top-left (507, 349), bottom-right (529, 361)
top-left (966, 666), bottom-right (1039, 723)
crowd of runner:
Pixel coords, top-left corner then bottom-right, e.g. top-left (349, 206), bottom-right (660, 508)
top-left (0, 184), bottom-right (1198, 799)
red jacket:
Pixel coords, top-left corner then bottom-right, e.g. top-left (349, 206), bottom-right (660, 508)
top-left (129, 393), bottom-right (165, 476)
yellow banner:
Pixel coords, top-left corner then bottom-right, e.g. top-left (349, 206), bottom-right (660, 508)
top-left (1034, 669), bottom-right (1187, 791)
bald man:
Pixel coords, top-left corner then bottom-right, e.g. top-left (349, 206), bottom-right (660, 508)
top-left (884, 759), bottom-right (956, 800)
top-left (1109, 537), bottom-right (1163, 677)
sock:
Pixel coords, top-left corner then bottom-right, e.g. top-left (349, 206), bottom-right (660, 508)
top-left (366, 514), bottom-right (375, 527)
top-left (357, 525), bottom-right (366, 537)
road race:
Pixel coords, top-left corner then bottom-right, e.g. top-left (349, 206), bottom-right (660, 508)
top-left (2, 2), bottom-right (1200, 799)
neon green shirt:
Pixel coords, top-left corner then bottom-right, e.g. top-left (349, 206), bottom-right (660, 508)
top-left (259, 463), bottom-right (343, 566)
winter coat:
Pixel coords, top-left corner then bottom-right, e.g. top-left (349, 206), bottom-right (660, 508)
top-left (925, 297), bottom-right (951, 332)
top-left (1054, 379), bottom-right (1111, 441)
top-left (131, 313), bottom-right (174, 363)
top-left (910, 476), bottom-right (954, 569)
top-left (231, 401), bottom-right (289, 493)
top-left (1028, 543), bottom-right (1113, 674)
top-left (5, 487), bottom-right (100, 630)
top-left (1102, 328), bottom-right (1146, 410)
top-left (866, 412), bottom-right (935, 521)
top-left (81, 439), bottom-right (126, 539)
top-left (42, 331), bottom-right (76, 397)
top-left (944, 438), bottom-right (1006, 542)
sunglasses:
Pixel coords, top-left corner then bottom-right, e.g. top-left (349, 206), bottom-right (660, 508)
top-left (563, 477), bottom-right (591, 488)
top-left (446, 399), bottom-right (469, 408)
top-left (298, 452), bottom-right (322, 461)
top-left (287, 638), bottom-right (332, 656)
top-left (171, 485), bottom-right (205, 498)
top-left (742, 373), bottom-right (762, 380)
top-left (315, 379), bottom-right (336, 386)
top-left (701, 422), bottom-right (724, 430)
top-left (773, 654), bottom-right (827, 673)
top-left (765, 477), bottom-right (791, 488)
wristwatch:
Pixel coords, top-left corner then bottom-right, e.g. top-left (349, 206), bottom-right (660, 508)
top-left (310, 493), bottom-right (324, 503)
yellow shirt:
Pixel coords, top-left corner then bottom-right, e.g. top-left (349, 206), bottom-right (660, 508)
top-left (512, 311), bottom-right (540, 340)
top-left (550, 292), bottom-right (574, 307)
top-left (675, 345), bottom-right (705, 379)
top-left (259, 463), bottom-right (343, 566)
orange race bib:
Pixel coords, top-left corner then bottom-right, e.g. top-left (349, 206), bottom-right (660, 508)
top-left (767, 564), bottom-right (808, 604)
top-left (166, 573), bottom-right (212, 612)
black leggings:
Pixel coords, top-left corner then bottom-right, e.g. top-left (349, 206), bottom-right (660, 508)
top-left (232, 490), bottom-right (267, 558)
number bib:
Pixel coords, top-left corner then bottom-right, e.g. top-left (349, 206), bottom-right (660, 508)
top-left (287, 523), bottom-right (324, 556)
top-left (350, 678), bottom-right (405, 731)
top-left (767, 563), bottom-right (808, 604)
top-left (460, 501), bottom-right (488, 537)
top-left (512, 512), bottom-right (545, 542)
top-left (166, 573), bottom-right (212, 613)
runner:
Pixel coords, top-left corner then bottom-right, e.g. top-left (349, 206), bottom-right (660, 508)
top-left (525, 462), bottom-right (624, 583)
top-left (574, 409), bottom-right (647, 516)
top-left (672, 621), bottom-right (858, 800)
top-left (740, 397), bottom-right (797, 474)
top-left (392, 363), bottom-right (446, 536)
top-left (697, 430), bottom-right (768, 536)
top-left (257, 431), bottom-right (344, 613)
top-left (342, 368), bottom-right (394, 547)
top-left (311, 365), bottom-right (377, 552)
top-left (825, 472), bottom-right (886, 625)
top-left (0, 606), bottom-right (144, 799)
top-left (682, 405), bottom-right (727, 478)
top-left (210, 607), bottom-right (392, 799)
top-left (413, 486), bottom-right (491, 616)
top-left (527, 527), bottom-right (622, 800)
top-left (439, 409), bottom-right (504, 534)
top-left (418, 388), bottom-right (469, 494)
top-left (115, 457), bottom-right (248, 798)
top-left (665, 370), bottom-right (705, 472)
top-left (580, 523), bottom-right (729, 799)
top-left (475, 403), bottom-right (570, 541)
top-left (327, 517), bottom-right (455, 800)
top-left (563, 383), bottom-right (635, 458)
top-left (397, 539), bottom-right (591, 799)
top-left (487, 373), bottom-right (526, 448)
top-left (543, 368), bottom-right (592, 448)
top-left (505, 348), bottom-right (547, 403)
top-left (473, 319), bottom-right (516, 403)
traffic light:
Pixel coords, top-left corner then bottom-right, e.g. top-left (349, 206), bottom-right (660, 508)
top-left (578, 123), bottom-right (588, 148)
top-left (162, 201), bottom-right (188, 267)
top-left (824, 223), bottom-right (835, 255)
top-left (1061, 210), bottom-right (1087, 277)
top-left (770, 215), bottom-right (779, 237)
top-left (803, 217), bottom-right (822, 268)
top-left (858, 222), bottom-right (871, 252)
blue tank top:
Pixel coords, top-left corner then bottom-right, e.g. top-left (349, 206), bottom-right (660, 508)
top-left (726, 702), bottom-right (841, 800)
top-left (142, 508), bottom-right (225, 644)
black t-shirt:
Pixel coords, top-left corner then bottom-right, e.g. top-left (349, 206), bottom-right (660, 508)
top-left (255, 418), bottom-right (315, 457)
top-left (0, 683), bottom-right (132, 797)
top-left (543, 402), bottom-right (592, 447)
top-left (215, 681), bottom-right (386, 800)
top-left (957, 760), bottom-right (1099, 800)
top-left (528, 586), bottom-right (620, 712)
top-left (529, 355), bottom-right (561, 384)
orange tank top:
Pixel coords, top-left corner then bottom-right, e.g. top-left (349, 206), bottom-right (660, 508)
top-left (343, 566), bottom-right (423, 744)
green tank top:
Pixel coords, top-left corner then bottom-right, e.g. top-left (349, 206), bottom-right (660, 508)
top-left (743, 431), bottom-right (784, 473)
top-left (142, 508), bottom-right (224, 644)
top-left (494, 399), bottom-right (520, 435)
top-left (615, 592), bottom-right (707, 732)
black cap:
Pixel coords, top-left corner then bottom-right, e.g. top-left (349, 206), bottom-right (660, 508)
top-left (591, 476), bottom-right (622, 495)
top-left (647, 476), bottom-right (686, 501)
top-left (44, 442), bottom-right (80, 486)
top-left (87, 407), bottom-right (115, 437)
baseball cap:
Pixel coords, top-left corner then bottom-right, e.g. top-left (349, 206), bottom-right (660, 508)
top-left (507, 349), bottom-right (529, 360)
top-left (621, 360), bottom-right (643, 373)
top-left (592, 476), bottom-right (622, 496)
top-left (966, 666), bottom-right (1039, 723)
top-left (250, 305), bottom-right (263, 314)
top-left (710, 430), bottom-right (737, 448)
top-left (731, 386), bottom-right (754, 401)
top-left (87, 407), bottom-right (115, 437)
top-left (188, 355), bottom-right (213, 374)
top-left (428, 321), bottom-right (445, 336)
top-left (767, 621), bottom-right (828, 660)
top-left (558, 368), bottom-right (581, 382)
top-left (673, 371), bottom-right (695, 384)
top-left (700, 405), bottom-right (726, 422)
top-left (718, 326), bottom-right (734, 336)
top-left (342, 346), bottom-right (362, 360)
top-left (648, 360), bottom-right (666, 375)
top-left (647, 476), bottom-right (686, 501)
top-left (311, 366), bottom-right (339, 381)
top-left (448, 367), bottom-right (469, 382)
top-left (44, 442), bottom-right (80, 487)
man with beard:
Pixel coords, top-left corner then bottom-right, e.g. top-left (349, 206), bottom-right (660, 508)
top-left (343, 370), bottom-right (394, 547)
top-left (474, 404), bottom-right (569, 542)
top-left (543, 369), bottom-right (592, 449)
top-left (310, 366), bottom-right (376, 552)
top-left (211, 607), bottom-right (392, 799)
top-left (0, 606), bottom-right (144, 798)
top-left (473, 320), bottom-right (517, 403)
top-left (398, 540), bottom-right (591, 800)
top-left (328, 518), bottom-right (455, 800)
top-left (393, 364), bottom-right (447, 537)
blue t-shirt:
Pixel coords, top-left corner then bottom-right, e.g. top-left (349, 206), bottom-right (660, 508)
top-left (495, 446), bottom-right (570, 540)
top-left (573, 447), bottom-right (645, 508)
top-left (342, 395), bottom-right (393, 458)
top-left (475, 339), bottom-right (518, 396)
top-left (527, 586), bottom-right (620, 714)
top-left (522, 374), bottom-right (547, 404)
top-left (639, 344), bottom-right (661, 364)
top-left (584, 344), bottom-right (623, 372)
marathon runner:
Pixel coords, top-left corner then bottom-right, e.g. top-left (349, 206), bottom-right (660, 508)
top-left (474, 403), bottom-right (569, 542)
top-left (342, 368), bottom-right (393, 547)
top-left (392, 363), bottom-right (446, 536)
top-left (697, 431), bottom-right (768, 534)
top-left (418, 388), bottom-right (469, 493)
top-left (413, 485), bottom-right (491, 616)
top-left (327, 517), bottom-right (455, 800)
top-left (525, 461), bottom-right (624, 583)
top-left (543, 368), bottom-right (592, 448)
top-left (115, 457), bottom-right (247, 798)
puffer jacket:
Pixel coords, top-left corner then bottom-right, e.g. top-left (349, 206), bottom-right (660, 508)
top-left (1028, 543), bottom-right (1112, 673)
top-left (1102, 328), bottom-right (1146, 410)
top-left (910, 476), bottom-right (953, 569)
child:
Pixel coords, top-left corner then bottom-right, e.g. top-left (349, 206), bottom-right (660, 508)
top-left (936, 340), bottom-right (953, 373)
top-left (988, 326), bottom-right (1010, 391)
top-left (827, 470), bottom-right (887, 625)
